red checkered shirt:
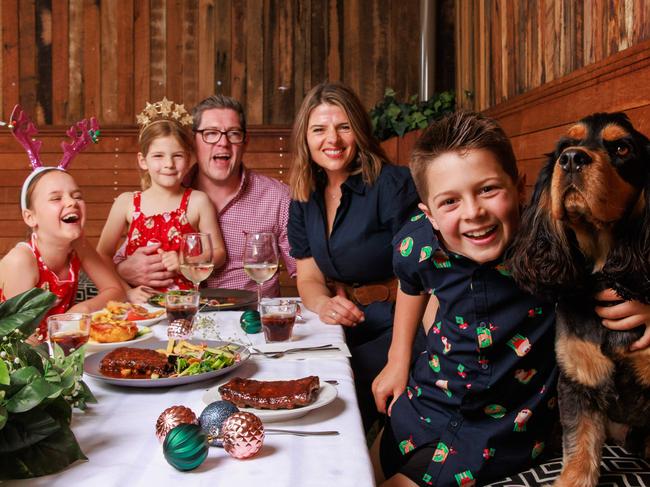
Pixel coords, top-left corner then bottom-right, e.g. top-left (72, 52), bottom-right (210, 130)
top-left (188, 165), bottom-right (296, 296)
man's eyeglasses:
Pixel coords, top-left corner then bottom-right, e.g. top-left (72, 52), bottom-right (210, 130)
top-left (194, 128), bottom-right (245, 145)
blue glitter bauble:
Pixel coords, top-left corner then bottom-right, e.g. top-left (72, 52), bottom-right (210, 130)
top-left (199, 400), bottom-right (239, 447)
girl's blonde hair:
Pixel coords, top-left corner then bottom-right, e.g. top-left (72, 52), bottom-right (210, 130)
top-left (289, 82), bottom-right (388, 202)
top-left (138, 120), bottom-right (195, 190)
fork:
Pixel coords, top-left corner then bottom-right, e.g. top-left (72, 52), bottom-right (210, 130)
top-left (250, 343), bottom-right (339, 358)
top-left (265, 429), bottom-right (339, 436)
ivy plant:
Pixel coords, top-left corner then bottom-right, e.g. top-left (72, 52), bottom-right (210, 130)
top-left (370, 88), bottom-right (455, 141)
top-left (0, 288), bottom-right (96, 479)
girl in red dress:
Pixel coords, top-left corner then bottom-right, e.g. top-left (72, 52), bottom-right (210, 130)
top-left (97, 98), bottom-right (226, 302)
top-left (0, 106), bottom-right (125, 342)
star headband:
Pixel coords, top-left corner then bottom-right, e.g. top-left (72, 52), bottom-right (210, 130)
top-left (1, 105), bottom-right (100, 210)
top-left (136, 97), bottom-right (193, 135)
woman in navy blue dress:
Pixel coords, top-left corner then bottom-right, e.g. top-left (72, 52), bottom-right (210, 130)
top-left (287, 82), bottom-right (420, 430)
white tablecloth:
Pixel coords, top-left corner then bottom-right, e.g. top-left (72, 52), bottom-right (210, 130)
top-left (11, 309), bottom-right (375, 487)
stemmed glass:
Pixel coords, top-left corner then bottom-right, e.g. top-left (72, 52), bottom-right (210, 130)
top-left (179, 233), bottom-right (214, 291)
top-left (243, 232), bottom-right (279, 308)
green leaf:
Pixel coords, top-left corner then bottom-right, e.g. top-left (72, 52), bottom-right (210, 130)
top-left (0, 359), bottom-right (8, 386)
top-left (0, 406), bottom-right (6, 430)
top-left (384, 87), bottom-right (396, 98)
top-left (0, 419), bottom-right (85, 479)
top-left (386, 103), bottom-right (401, 118)
top-left (0, 289), bottom-right (56, 339)
top-left (5, 378), bottom-right (62, 413)
top-left (9, 366), bottom-right (41, 387)
top-left (43, 396), bottom-right (72, 426)
top-left (0, 409), bottom-right (59, 453)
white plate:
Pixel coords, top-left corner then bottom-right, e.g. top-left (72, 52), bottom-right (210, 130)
top-left (86, 326), bottom-right (154, 352)
top-left (84, 340), bottom-right (250, 388)
top-left (92, 305), bottom-right (166, 328)
top-left (202, 379), bottom-right (337, 423)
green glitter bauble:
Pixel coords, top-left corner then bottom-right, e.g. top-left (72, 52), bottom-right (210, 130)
top-left (240, 310), bottom-right (261, 334)
top-left (163, 424), bottom-right (208, 471)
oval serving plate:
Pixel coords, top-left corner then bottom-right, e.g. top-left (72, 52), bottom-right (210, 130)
top-left (84, 340), bottom-right (250, 388)
top-left (148, 288), bottom-right (257, 312)
top-left (202, 379), bottom-right (337, 423)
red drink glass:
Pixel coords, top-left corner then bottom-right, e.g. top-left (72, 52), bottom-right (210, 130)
top-left (260, 300), bottom-right (297, 342)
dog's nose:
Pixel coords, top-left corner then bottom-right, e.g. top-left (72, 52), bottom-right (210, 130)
top-left (558, 149), bottom-right (592, 172)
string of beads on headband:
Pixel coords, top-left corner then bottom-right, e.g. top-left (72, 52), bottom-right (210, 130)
top-left (136, 97), bottom-right (193, 132)
top-left (0, 104), bottom-right (100, 210)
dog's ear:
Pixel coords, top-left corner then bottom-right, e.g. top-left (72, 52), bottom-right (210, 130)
top-left (506, 156), bottom-right (584, 299)
top-left (603, 141), bottom-right (650, 303)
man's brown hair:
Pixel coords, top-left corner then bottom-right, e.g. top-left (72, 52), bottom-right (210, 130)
top-left (410, 111), bottom-right (518, 202)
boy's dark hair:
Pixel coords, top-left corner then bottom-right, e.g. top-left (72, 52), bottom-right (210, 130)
top-left (410, 111), bottom-right (518, 202)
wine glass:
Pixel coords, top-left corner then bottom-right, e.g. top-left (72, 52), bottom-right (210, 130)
top-left (47, 313), bottom-right (91, 356)
top-left (179, 233), bottom-right (214, 291)
top-left (243, 232), bottom-right (279, 308)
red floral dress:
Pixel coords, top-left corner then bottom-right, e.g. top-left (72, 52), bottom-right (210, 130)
top-left (125, 188), bottom-right (196, 291)
top-left (0, 234), bottom-right (80, 340)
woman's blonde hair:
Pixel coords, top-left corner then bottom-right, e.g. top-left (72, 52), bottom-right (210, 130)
top-left (289, 82), bottom-right (388, 202)
top-left (138, 120), bottom-right (195, 190)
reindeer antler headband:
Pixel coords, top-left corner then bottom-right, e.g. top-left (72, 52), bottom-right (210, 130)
top-left (2, 105), bottom-right (100, 210)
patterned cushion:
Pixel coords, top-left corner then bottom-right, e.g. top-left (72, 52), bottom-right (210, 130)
top-left (75, 272), bottom-right (99, 303)
top-left (486, 445), bottom-right (650, 487)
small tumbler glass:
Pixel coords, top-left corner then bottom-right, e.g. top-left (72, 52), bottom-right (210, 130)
top-left (260, 300), bottom-right (297, 342)
top-left (165, 290), bottom-right (200, 340)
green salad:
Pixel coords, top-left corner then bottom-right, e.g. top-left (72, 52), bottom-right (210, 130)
top-left (157, 341), bottom-right (239, 377)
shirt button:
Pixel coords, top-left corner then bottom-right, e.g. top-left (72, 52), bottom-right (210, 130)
top-left (479, 321), bottom-right (486, 327)
top-left (481, 363), bottom-right (489, 370)
top-left (450, 420), bottom-right (458, 427)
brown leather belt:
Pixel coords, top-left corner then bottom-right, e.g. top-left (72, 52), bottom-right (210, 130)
top-left (328, 278), bottom-right (398, 306)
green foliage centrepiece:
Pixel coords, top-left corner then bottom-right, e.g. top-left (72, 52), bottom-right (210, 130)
top-left (370, 88), bottom-right (455, 142)
top-left (0, 288), bottom-right (96, 479)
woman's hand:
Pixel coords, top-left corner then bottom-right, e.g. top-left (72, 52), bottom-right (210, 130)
top-left (596, 288), bottom-right (650, 351)
top-left (317, 295), bottom-right (365, 327)
top-left (372, 360), bottom-right (410, 415)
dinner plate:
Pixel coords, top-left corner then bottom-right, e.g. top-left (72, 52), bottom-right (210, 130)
top-left (83, 340), bottom-right (251, 388)
top-left (201, 379), bottom-right (337, 423)
top-left (86, 326), bottom-right (154, 352)
top-left (148, 288), bottom-right (257, 312)
top-left (92, 305), bottom-right (166, 327)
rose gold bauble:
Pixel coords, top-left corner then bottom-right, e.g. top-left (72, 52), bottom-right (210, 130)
top-left (155, 405), bottom-right (199, 443)
top-left (221, 411), bottom-right (265, 459)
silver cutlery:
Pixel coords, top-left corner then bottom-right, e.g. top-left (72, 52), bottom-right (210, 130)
top-left (265, 429), bottom-right (339, 436)
top-left (250, 343), bottom-right (339, 358)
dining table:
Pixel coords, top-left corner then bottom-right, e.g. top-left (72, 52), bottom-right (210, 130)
top-left (8, 304), bottom-right (376, 487)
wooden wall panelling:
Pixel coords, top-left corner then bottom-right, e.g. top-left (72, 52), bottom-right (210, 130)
top-left (82, 0), bottom-right (100, 117)
top-left (68, 0), bottom-right (83, 120)
top-left (457, 0), bottom-right (650, 112)
top-left (134, 0), bottom-right (150, 114)
top-left (2, 0), bottom-right (21, 118)
top-left (246, 0), bottom-right (264, 125)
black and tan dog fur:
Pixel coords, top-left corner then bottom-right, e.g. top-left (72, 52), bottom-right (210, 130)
top-left (508, 112), bottom-right (650, 487)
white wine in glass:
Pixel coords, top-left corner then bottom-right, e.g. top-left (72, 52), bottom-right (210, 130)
top-left (179, 233), bottom-right (214, 291)
top-left (243, 232), bottom-right (279, 307)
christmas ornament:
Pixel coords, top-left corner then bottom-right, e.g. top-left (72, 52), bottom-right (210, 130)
top-left (162, 424), bottom-right (208, 471)
top-left (240, 310), bottom-right (261, 334)
top-left (199, 400), bottom-right (239, 447)
top-left (155, 405), bottom-right (199, 443)
top-left (221, 411), bottom-right (265, 459)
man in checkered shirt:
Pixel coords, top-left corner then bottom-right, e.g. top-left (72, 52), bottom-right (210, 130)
top-left (116, 95), bottom-right (296, 297)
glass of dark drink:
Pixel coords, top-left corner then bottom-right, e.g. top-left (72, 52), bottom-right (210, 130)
top-left (260, 300), bottom-right (297, 342)
top-left (165, 290), bottom-right (200, 340)
top-left (47, 313), bottom-right (91, 356)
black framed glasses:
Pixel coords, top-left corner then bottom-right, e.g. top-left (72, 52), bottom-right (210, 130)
top-left (193, 128), bottom-right (245, 145)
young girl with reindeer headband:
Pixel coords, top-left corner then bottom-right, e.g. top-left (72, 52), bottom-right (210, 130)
top-left (97, 98), bottom-right (226, 302)
top-left (0, 106), bottom-right (125, 342)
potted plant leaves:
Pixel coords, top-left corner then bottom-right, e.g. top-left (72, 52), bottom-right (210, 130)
top-left (0, 288), bottom-right (96, 479)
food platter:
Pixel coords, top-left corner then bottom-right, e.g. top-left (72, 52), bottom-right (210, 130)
top-left (148, 288), bottom-right (257, 312)
top-left (201, 379), bottom-right (337, 422)
top-left (86, 326), bottom-right (154, 353)
top-left (84, 340), bottom-right (250, 388)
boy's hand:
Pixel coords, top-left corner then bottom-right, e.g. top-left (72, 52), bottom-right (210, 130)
top-left (372, 360), bottom-right (410, 416)
top-left (596, 288), bottom-right (650, 351)
top-left (318, 295), bottom-right (365, 327)
top-left (127, 285), bottom-right (157, 304)
top-left (158, 250), bottom-right (180, 273)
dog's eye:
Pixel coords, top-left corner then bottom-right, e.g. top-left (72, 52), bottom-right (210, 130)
top-left (616, 144), bottom-right (630, 157)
